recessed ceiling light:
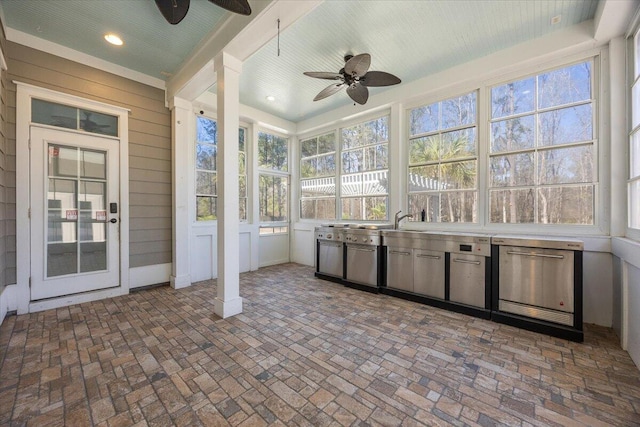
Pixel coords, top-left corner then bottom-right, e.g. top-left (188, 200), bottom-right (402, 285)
top-left (551, 15), bottom-right (561, 25)
top-left (266, 95), bottom-right (276, 102)
top-left (104, 33), bottom-right (123, 46)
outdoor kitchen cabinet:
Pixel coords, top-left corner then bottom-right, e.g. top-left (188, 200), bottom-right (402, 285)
top-left (386, 246), bottom-right (414, 292)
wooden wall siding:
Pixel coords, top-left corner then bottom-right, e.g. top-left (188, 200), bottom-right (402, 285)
top-left (0, 21), bottom-right (10, 288)
top-left (6, 41), bottom-right (172, 270)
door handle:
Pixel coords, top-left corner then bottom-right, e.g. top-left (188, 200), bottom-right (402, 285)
top-left (110, 218), bottom-right (118, 223)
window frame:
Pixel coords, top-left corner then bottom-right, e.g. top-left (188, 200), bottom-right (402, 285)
top-left (297, 112), bottom-right (391, 223)
top-left (628, 27), bottom-right (640, 240)
top-left (407, 90), bottom-right (479, 224)
top-left (486, 58), bottom-right (598, 228)
top-left (194, 114), bottom-right (249, 223)
top-left (299, 130), bottom-right (338, 221)
top-left (339, 115), bottom-right (390, 222)
top-left (258, 129), bottom-right (290, 234)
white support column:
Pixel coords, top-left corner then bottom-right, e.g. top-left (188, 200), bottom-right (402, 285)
top-left (214, 52), bottom-right (243, 318)
top-left (169, 97), bottom-right (192, 289)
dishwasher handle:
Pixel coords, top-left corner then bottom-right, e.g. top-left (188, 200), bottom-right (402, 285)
top-left (506, 250), bottom-right (564, 259)
top-left (453, 258), bottom-right (481, 265)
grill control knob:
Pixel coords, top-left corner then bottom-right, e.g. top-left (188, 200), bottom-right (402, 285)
top-left (353, 237), bottom-right (358, 242)
top-left (327, 234), bottom-right (332, 239)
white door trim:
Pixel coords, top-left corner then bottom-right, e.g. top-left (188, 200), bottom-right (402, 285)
top-left (15, 81), bottom-right (130, 314)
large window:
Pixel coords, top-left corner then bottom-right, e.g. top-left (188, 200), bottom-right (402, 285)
top-left (340, 116), bottom-right (389, 221)
top-left (408, 91), bottom-right (478, 222)
top-left (630, 30), bottom-right (640, 232)
top-left (195, 116), bottom-right (247, 221)
top-left (300, 132), bottom-right (336, 220)
top-left (489, 61), bottom-right (595, 225)
top-left (258, 131), bottom-right (289, 234)
top-left (298, 116), bottom-right (389, 221)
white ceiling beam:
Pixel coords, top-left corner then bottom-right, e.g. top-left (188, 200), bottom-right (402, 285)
top-left (167, 0), bottom-right (323, 102)
top-left (594, 0), bottom-right (639, 42)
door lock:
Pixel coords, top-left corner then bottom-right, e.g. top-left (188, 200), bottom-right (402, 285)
top-left (110, 218), bottom-right (118, 223)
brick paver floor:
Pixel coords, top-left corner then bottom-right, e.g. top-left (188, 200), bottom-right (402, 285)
top-left (1, 263), bottom-right (639, 426)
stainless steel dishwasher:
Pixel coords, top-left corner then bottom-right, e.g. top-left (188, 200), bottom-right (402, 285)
top-left (492, 236), bottom-right (583, 327)
top-left (386, 241), bottom-right (414, 292)
top-left (447, 233), bottom-right (492, 309)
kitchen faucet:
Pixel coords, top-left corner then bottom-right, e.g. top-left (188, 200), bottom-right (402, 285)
top-left (394, 210), bottom-right (413, 229)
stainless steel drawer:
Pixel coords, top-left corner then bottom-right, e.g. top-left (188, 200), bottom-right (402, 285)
top-left (449, 254), bottom-right (485, 307)
top-left (413, 250), bottom-right (444, 299)
top-left (346, 244), bottom-right (378, 287)
top-left (386, 247), bottom-right (413, 292)
top-left (498, 245), bottom-right (574, 313)
top-left (318, 241), bottom-right (343, 278)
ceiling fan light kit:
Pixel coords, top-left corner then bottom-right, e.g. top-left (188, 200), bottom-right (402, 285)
top-left (304, 53), bottom-right (401, 105)
top-left (155, 0), bottom-right (251, 25)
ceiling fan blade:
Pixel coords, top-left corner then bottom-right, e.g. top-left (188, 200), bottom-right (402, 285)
top-left (209, 0), bottom-right (251, 15)
top-left (313, 83), bottom-right (345, 101)
top-left (303, 72), bottom-right (343, 80)
top-left (360, 71), bottom-right (401, 87)
top-left (347, 83), bottom-right (369, 105)
top-left (344, 53), bottom-right (371, 77)
top-left (155, 0), bottom-right (190, 24)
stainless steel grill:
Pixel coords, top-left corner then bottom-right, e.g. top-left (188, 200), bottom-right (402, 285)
top-left (343, 224), bottom-right (392, 288)
top-left (315, 224), bottom-right (348, 279)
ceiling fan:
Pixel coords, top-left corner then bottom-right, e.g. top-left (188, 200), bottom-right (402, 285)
top-left (155, 0), bottom-right (251, 25)
top-left (303, 53), bottom-right (401, 105)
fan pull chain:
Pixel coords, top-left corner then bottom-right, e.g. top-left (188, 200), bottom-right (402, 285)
top-left (277, 19), bottom-right (281, 57)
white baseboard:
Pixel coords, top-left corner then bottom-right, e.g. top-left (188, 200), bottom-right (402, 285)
top-left (129, 263), bottom-right (172, 289)
top-left (29, 287), bottom-right (127, 313)
top-left (259, 258), bottom-right (290, 268)
top-left (0, 284), bottom-right (18, 326)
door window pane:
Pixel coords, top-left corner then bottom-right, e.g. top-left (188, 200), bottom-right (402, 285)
top-left (80, 150), bottom-right (106, 179)
top-left (47, 144), bottom-right (108, 277)
top-left (32, 99), bottom-right (118, 136)
top-left (33, 99), bottom-right (76, 130)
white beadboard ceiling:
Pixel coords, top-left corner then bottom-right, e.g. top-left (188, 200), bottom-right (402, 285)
top-left (1, 0), bottom-right (598, 122)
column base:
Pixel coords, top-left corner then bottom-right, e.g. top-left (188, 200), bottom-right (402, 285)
top-left (170, 274), bottom-right (191, 289)
top-left (214, 296), bottom-right (243, 319)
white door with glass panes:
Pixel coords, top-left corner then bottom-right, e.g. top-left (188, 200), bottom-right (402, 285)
top-left (30, 126), bottom-right (120, 300)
